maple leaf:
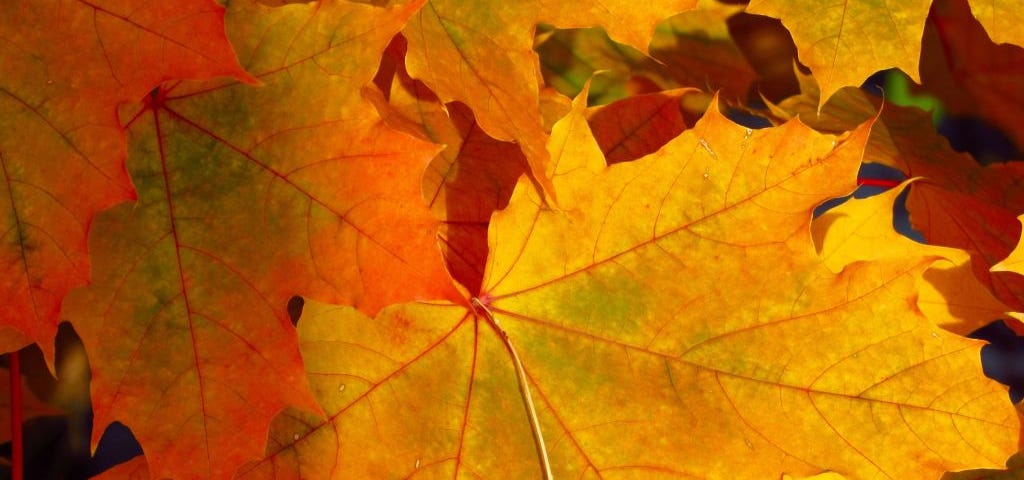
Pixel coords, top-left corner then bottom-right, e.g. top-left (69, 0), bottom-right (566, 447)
top-left (996, 217), bottom-right (1024, 277)
top-left (60, 0), bottom-right (464, 478)
top-left (942, 403), bottom-right (1024, 479)
top-left (767, 69), bottom-right (1024, 312)
top-left (918, 0), bottom-right (1024, 153)
top-left (994, 215), bottom-right (1024, 323)
top-left (401, 0), bottom-right (697, 201)
top-left (764, 76), bottom-right (1020, 331)
top-left (786, 474), bottom-right (849, 480)
top-left (0, 0), bottom-right (250, 364)
top-left (537, 1), bottom-right (698, 55)
top-left (644, 0), bottom-right (757, 99)
top-left (536, 0), bottom-right (755, 105)
top-left (747, 0), bottom-right (932, 109)
top-left (945, 453), bottom-right (1024, 480)
top-left (813, 182), bottom-right (1009, 334)
top-left (366, 39), bottom-right (529, 295)
top-left (585, 88), bottom-right (704, 165)
top-left (232, 89), bottom-right (1017, 479)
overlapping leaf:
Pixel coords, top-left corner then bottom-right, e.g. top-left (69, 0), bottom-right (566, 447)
top-left (996, 217), bottom-right (1024, 277)
top-left (966, 0), bottom-right (1024, 48)
top-left (813, 182), bottom-right (1008, 334)
top-left (536, 0), bottom-right (755, 105)
top-left (0, 368), bottom-right (61, 444)
top-left (367, 39), bottom-right (529, 295)
top-left (747, 0), bottom-right (932, 108)
top-left (402, 0), bottom-right (697, 200)
top-left (765, 77), bottom-right (1024, 330)
top-left (61, 0), bottom-right (465, 478)
top-left (919, 0), bottom-right (1024, 153)
top-left (537, 0), bottom-right (698, 54)
top-left (586, 88), bottom-right (705, 165)
top-left (0, 0), bottom-right (249, 363)
top-left (234, 89), bottom-right (1016, 479)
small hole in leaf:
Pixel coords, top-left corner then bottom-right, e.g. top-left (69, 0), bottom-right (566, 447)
top-left (287, 296), bottom-right (304, 326)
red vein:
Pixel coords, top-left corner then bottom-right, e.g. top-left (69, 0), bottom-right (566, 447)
top-left (248, 313), bottom-right (472, 469)
top-left (487, 142), bottom-right (835, 300)
top-left (152, 107), bottom-right (211, 475)
top-left (857, 177), bottom-right (902, 188)
top-left (521, 367), bottom-right (606, 479)
top-left (452, 317), bottom-right (480, 479)
top-left (160, 105), bottom-right (416, 271)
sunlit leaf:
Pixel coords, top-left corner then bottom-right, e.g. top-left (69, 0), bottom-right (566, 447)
top-left (62, 1), bottom-right (461, 478)
top-left (236, 88), bottom-right (1016, 479)
top-left (747, 0), bottom-right (931, 108)
top-left (813, 182), bottom-right (1009, 334)
top-left (0, 0), bottom-right (250, 363)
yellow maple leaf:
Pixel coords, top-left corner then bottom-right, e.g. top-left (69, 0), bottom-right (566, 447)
top-left (234, 88), bottom-right (1017, 479)
top-left (747, 0), bottom-right (931, 109)
top-left (814, 182), bottom-right (1010, 334)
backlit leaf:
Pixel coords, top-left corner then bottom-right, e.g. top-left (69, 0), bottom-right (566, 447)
top-left (62, 1), bottom-right (461, 478)
top-left (402, 0), bottom-right (697, 201)
top-left (367, 42), bottom-right (529, 295)
top-left (0, 0), bottom-right (250, 363)
top-left (237, 88), bottom-right (1016, 479)
top-left (813, 182), bottom-right (1009, 334)
top-left (768, 73), bottom-right (1024, 327)
top-left (537, 1), bottom-right (698, 54)
top-left (966, 0), bottom-right (1024, 48)
top-left (536, 0), bottom-right (755, 104)
top-left (93, 456), bottom-right (150, 480)
top-left (747, 0), bottom-right (931, 108)
top-left (995, 216), bottom-right (1024, 279)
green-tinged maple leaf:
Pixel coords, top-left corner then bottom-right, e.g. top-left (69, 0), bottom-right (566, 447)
top-left (61, 0), bottom-right (464, 478)
top-left (0, 0), bottom-right (250, 364)
top-left (536, 0), bottom-right (755, 105)
top-left (536, 26), bottom-right (662, 106)
top-left (813, 182), bottom-right (1008, 334)
top-left (231, 89), bottom-right (1017, 479)
top-left (747, 0), bottom-right (932, 109)
top-left (765, 76), bottom-right (1021, 331)
top-left (919, 0), bottom-right (1024, 154)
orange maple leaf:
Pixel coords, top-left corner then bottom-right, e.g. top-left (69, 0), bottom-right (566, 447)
top-left (0, 0), bottom-right (251, 365)
top-left (62, 1), bottom-right (462, 478)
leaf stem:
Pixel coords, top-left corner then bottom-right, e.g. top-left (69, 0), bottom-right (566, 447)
top-left (9, 351), bottom-right (22, 480)
top-left (472, 298), bottom-right (554, 480)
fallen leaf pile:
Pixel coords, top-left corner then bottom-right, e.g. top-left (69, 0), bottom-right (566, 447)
top-left (3, 0), bottom-right (1024, 478)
